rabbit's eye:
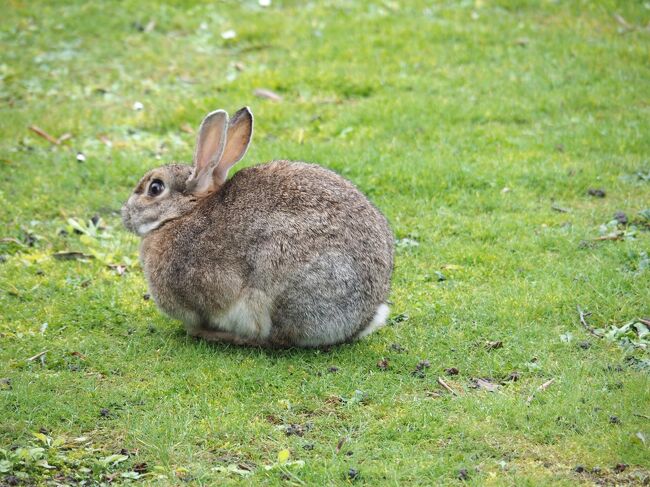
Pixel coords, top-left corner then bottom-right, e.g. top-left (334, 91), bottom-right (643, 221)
top-left (148, 179), bottom-right (165, 197)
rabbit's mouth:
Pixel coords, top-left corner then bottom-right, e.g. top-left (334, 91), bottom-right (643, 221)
top-left (136, 219), bottom-right (163, 236)
top-left (120, 204), bottom-right (159, 236)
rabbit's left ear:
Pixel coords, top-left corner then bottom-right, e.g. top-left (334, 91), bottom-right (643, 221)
top-left (189, 109), bottom-right (229, 194)
top-left (213, 107), bottom-right (253, 185)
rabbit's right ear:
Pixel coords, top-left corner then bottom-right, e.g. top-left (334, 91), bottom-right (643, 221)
top-left (213, 107), bottom-right (253, 185)
top-left (188, 109), bottom-right (229, 194)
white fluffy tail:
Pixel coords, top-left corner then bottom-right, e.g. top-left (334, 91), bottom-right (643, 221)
top-left (357, 303), bottom-right (390, 339)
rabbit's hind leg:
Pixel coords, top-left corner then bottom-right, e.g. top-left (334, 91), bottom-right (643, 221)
top-left (270, 252), bottom-right (367, 348)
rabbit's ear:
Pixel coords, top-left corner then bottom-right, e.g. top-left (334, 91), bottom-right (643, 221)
top-left (189, 109), bottom-right (229, 194)
top-left (213, 107), bottom-right (253, 185)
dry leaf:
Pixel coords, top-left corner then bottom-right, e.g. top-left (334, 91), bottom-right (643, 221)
top-left (336, 436), bottom-right (346, 453)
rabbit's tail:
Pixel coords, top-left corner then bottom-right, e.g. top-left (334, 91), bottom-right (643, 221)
top-left (356, 303), bottom-right (390, 339)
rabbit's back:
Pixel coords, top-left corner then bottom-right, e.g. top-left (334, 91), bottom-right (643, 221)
top-left (216, 161), bottom-right (393, 287)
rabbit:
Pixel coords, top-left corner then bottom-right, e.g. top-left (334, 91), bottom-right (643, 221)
top-left (122, 107), bottom-right (394, 348)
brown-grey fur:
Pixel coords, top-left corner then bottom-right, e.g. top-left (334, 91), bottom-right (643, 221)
top-left (122, 108), bottom-right (393, 348)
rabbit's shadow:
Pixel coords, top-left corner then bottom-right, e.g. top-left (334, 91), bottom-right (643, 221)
top-left (169, 325), bottom-right (357, 360)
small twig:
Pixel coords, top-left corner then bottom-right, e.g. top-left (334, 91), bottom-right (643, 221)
top-left (638, 318), bottom-right (650, 327)
top-left (526, 378), bottom-right (555, 405)
top-left (593, 233), bottom-right (624, 241)
top-left (57, 133), bottom-right (72, 144)
top-left (577, 305), bottom-right (602, 338)
top-left (28, 125), bottom-right (59, 145)
top-left (633, 413), bottom-right (650, 420)
top-left (437, 377), bottom-right (458, 396)
top-left (254, 88), bottom-right (282, 101)
top-left (26, 350), bottom-right (48, 362)
top-left (551, 204), bottom-right (570, 213)
top-left (0, 237), bottom-right (23, 245)
top-left (135, 437), bottom-right (156, 449)
top-left (613, 13), bottom-right (633, 30)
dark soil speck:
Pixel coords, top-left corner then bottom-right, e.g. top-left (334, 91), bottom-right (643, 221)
top-left (412, 360), bottom-right (431, 377)
top-left (614, 211), bottom-right (628, 225)
top-left (415, 360), bottom-right (430, 370)
top-left (614, 463), bottom-right (627, 473)
top-left (505, 371), bottom-right (520, 382)
top-left (4, 475), bottom-right (19, 486)
top-left (588, 188), bottom-right (606, 198)
top-left (285, 423), bottom-right (310, 437)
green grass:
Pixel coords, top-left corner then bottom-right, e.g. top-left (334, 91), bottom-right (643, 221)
top-left (1, 0), bottom-right (650, 484)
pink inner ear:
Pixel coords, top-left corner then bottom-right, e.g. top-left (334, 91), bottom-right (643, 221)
top-left (213, 108), bottom-right (253, 183)
top-left (194, 111), bottom-right (228, 174)
top-left (213, 165), bottom-right (229, 186)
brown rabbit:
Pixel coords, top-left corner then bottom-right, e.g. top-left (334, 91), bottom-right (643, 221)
top-left (122, 107), bottom-right (394, 348)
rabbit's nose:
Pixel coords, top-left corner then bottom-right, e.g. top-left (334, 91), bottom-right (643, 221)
top-left (120, 205), bottom-right (133, 231)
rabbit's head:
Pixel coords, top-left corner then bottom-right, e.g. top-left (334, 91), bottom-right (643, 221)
top-left (121, 107), bottom-right (253, 236)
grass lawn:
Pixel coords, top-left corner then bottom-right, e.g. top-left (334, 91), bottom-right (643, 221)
top-left (1, 0), bottom-right (650, 484)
